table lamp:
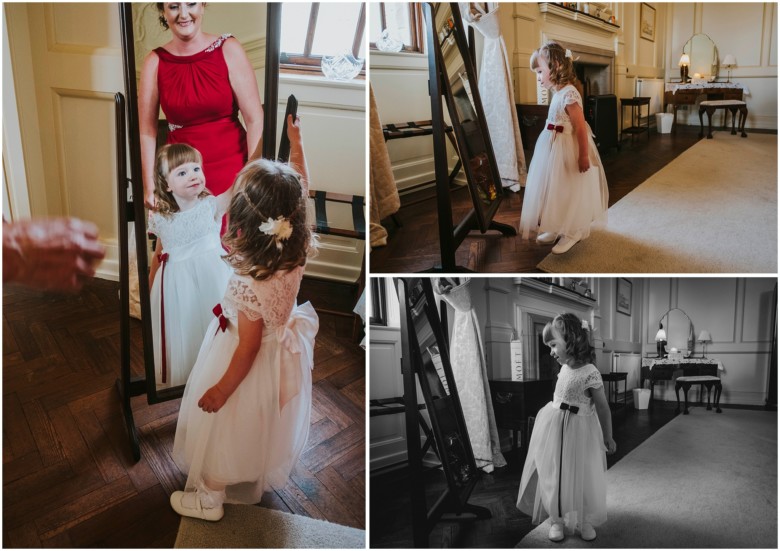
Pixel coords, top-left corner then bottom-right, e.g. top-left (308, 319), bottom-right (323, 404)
top-left (655, 323), bottom-right (667, 358)
top-left (697, 329), bottom-right (712, 358)
top-left (722, 54), bottom-right (736, 83)
top-left (679, 53), bottom-right (690, 82)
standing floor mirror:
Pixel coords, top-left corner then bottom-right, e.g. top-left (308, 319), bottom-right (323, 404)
top-left (424, 2), bottom-right (515, 272)
top-left (116, 3), bottom-right (280, 460)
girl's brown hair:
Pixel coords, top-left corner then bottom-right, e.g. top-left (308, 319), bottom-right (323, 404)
top-left (542, 312), bottom-right (595, 364)
top-left (154, 143), bottom-right (211, 216)
top-left (531, 41), bottom-right (583, 96)
top-left (222, 159), bottom-right (314, 281)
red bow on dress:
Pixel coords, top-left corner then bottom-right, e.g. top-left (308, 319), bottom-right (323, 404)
top-left (213, 304), bottom-right (228, 334)
top-left (547, 123), bottom-right (564, 133)
top-left (158, 252), bottom-right (170, 383)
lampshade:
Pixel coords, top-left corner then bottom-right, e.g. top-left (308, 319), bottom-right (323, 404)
top-left (679, 53), bottom-right (690, 66)
top-left (722, 54), bottom-right (737, 68)
top-left (697, 330), bottom-right (712, 343)
top-left (655, 328), bottom-right (667, 341)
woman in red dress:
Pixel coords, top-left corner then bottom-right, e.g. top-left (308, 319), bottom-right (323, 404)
top-left (139, 2), bottom-right (263, 212)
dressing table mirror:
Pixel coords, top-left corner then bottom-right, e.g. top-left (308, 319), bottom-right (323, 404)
top-left (659, 307), bottom-right (695, 356)
top-left (682, 33), bottom-right (719, 81)
top-left (116, 4), bottom-right (280, 459)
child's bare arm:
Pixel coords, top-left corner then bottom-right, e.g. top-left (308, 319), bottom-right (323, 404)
top-left (198, 310), bottom-right (264, 413)
top-left (589, 385), bottom-right (617, 454)
top-left (287, 115), bottom-right (310, 195)
top-left (565, 101), bottom-right (591, 173)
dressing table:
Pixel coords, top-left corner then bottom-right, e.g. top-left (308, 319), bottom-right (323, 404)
top-left (664, 83), bottom-right (745, 132)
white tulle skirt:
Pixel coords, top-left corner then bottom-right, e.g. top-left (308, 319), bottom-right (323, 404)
top-left (172, 302), bottom-right (318, 504)
top-left (519, 123), bottom-right (608, 240)
top-left (150, 233), bottom-right (232, 388)
top-left (516, 402), bottom-right (608, 533)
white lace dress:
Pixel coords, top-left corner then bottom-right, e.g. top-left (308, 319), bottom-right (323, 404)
top-left (516, 363), bottom-right (608, 534)
top-left (435, 278), bottom-right (506, 472)
top-left (171, 266), bottom-right (318, 504)
top-left (148, 196), bottom-right (232, 387)
top-left (519, 84), bottom-right (608, 240)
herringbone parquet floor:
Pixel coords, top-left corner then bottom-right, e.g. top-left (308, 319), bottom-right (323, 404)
top-left (3, 277), bottom-right (365, 547)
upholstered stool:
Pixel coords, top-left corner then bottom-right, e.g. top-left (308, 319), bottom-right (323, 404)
top-left (675, 375), bottom-right (723, 414)
top-left (698, 100), bottom-right (747, 139)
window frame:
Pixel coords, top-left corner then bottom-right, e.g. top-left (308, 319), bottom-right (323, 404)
top-left (369, 278), bottom-right (388, 326)
top-left (369, 2), bottom-right (425, 54)
top-left (279, 2), bottom-right (367, 78)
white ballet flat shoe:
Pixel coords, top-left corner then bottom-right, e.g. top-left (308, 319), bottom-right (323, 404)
top-left (580, 522), bottom-right (597, 541)
top-left (536, 231), bottom-right (558, 245)
top-left (552, 232), bottom-right (582, 254)
top-left (170, 490), bottom-right (224, 522)
top-left (548, 521), bottom-right (565, 542)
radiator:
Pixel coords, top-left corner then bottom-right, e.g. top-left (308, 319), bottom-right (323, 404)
top-left (635, 78), bottom-right (665, 117)
top-left (612, 352), bottom-right (642, 393)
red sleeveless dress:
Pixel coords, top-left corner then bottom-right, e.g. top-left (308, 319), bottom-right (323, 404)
top-left (156, 34), bottom-right (248, 198)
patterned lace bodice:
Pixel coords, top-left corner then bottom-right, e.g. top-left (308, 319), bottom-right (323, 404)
top-left (222, 266), bottom-right (304, 328)
top-left (553, 363), bottom-right (603, 414)
top-left (148, 196), bottom-right (223, 250)
top-left (548, 84), bottom-right (583, 126)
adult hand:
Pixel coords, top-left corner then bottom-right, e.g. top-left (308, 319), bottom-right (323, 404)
top-left (198, 384), bottom-right (229, 413)
top-left (3, 217), bottom-right (105, 292)
top-left (144, 189), bottom-right (157, 210)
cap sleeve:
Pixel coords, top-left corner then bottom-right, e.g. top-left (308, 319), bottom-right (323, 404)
top-left (583, 365), bottom-right (604, 391)
top-left (562, 86), bottom-right (583, 108)
top-left (224, 275), bottom-right (264, 322)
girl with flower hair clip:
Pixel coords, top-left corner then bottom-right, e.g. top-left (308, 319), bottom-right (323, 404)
top-left (517, 312), bottom-right (616, 542)
top-left (519, 41), bottom-right (609, 254)
top-left (169, 115), bottom-right (319, 521)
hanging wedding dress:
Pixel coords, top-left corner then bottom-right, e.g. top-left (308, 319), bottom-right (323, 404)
top-left (434, 278), bottom-right (506, 472)
top-left (460, 2), bottom-right (527, 192)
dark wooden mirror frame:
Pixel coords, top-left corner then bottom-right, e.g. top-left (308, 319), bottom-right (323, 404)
top-left (116, 3), bottom-right (280, 460)
top-left (423, 2), bottom-right (515, 272)
top-left (395, 277), bottom-right (490, 546)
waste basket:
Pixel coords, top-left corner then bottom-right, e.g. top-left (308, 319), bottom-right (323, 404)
top-left (633, 388), bottom-right (651, 409)
top-left (655, 113), bottom-right (673, 134)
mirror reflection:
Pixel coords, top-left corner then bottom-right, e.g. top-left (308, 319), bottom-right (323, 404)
top-left (433, 3), bottom-right (499, 209)
top-left (132, 3), bottom-right (268, 389)
top-left (683, 33), bottom-right (719, 81)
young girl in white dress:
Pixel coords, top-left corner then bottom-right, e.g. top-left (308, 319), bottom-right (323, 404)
top-left (519, 42), bottom-right (609, 254)
top-left (169, 116), bottom-right (319, 521)
top-left (148, 144), bottom-right (233, 388)
top-left (516, 313), bottom-right (616, 542)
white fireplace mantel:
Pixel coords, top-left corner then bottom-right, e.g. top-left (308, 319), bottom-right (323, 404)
top-left (513, 278), bottom-right (596, 308)
top-left (538, 3), bottom-right (620, 35)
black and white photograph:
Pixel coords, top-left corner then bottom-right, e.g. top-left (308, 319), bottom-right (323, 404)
top-left (369, 277), bottom-right (777, 548)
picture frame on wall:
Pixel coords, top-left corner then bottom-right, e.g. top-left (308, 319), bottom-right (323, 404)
top-left (640, 3), bottom-right (656, 42)
top-left (616, 278), bottom-right (632, 315)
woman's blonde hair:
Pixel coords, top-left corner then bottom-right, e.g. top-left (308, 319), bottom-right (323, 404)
top-left (154, 143), bottom-right (211, 216)
top-left (531, 41), bottom-right (580, 91)
top-left (222, 159), bottom-right (315, 281)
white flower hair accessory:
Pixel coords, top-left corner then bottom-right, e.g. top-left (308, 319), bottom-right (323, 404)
top-left (581, 319), bottom-right (589, 330)
top-left (259, 216), bottom-right (293, 250)
top-left (565, 49), bottom-right (573, 59)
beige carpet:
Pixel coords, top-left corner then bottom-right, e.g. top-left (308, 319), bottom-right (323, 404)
top-left (538, 133), bottom-right (777, 273)
top-left (517, 408), bottom-right (777, 548)
top-left (174, 505), bottom-right (365, 548)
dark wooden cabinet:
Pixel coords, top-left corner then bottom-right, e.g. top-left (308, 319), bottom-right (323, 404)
top-left (516, 103), bottom-right (549, 158)
top-left (489, 378), bottom-right (553, 451)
